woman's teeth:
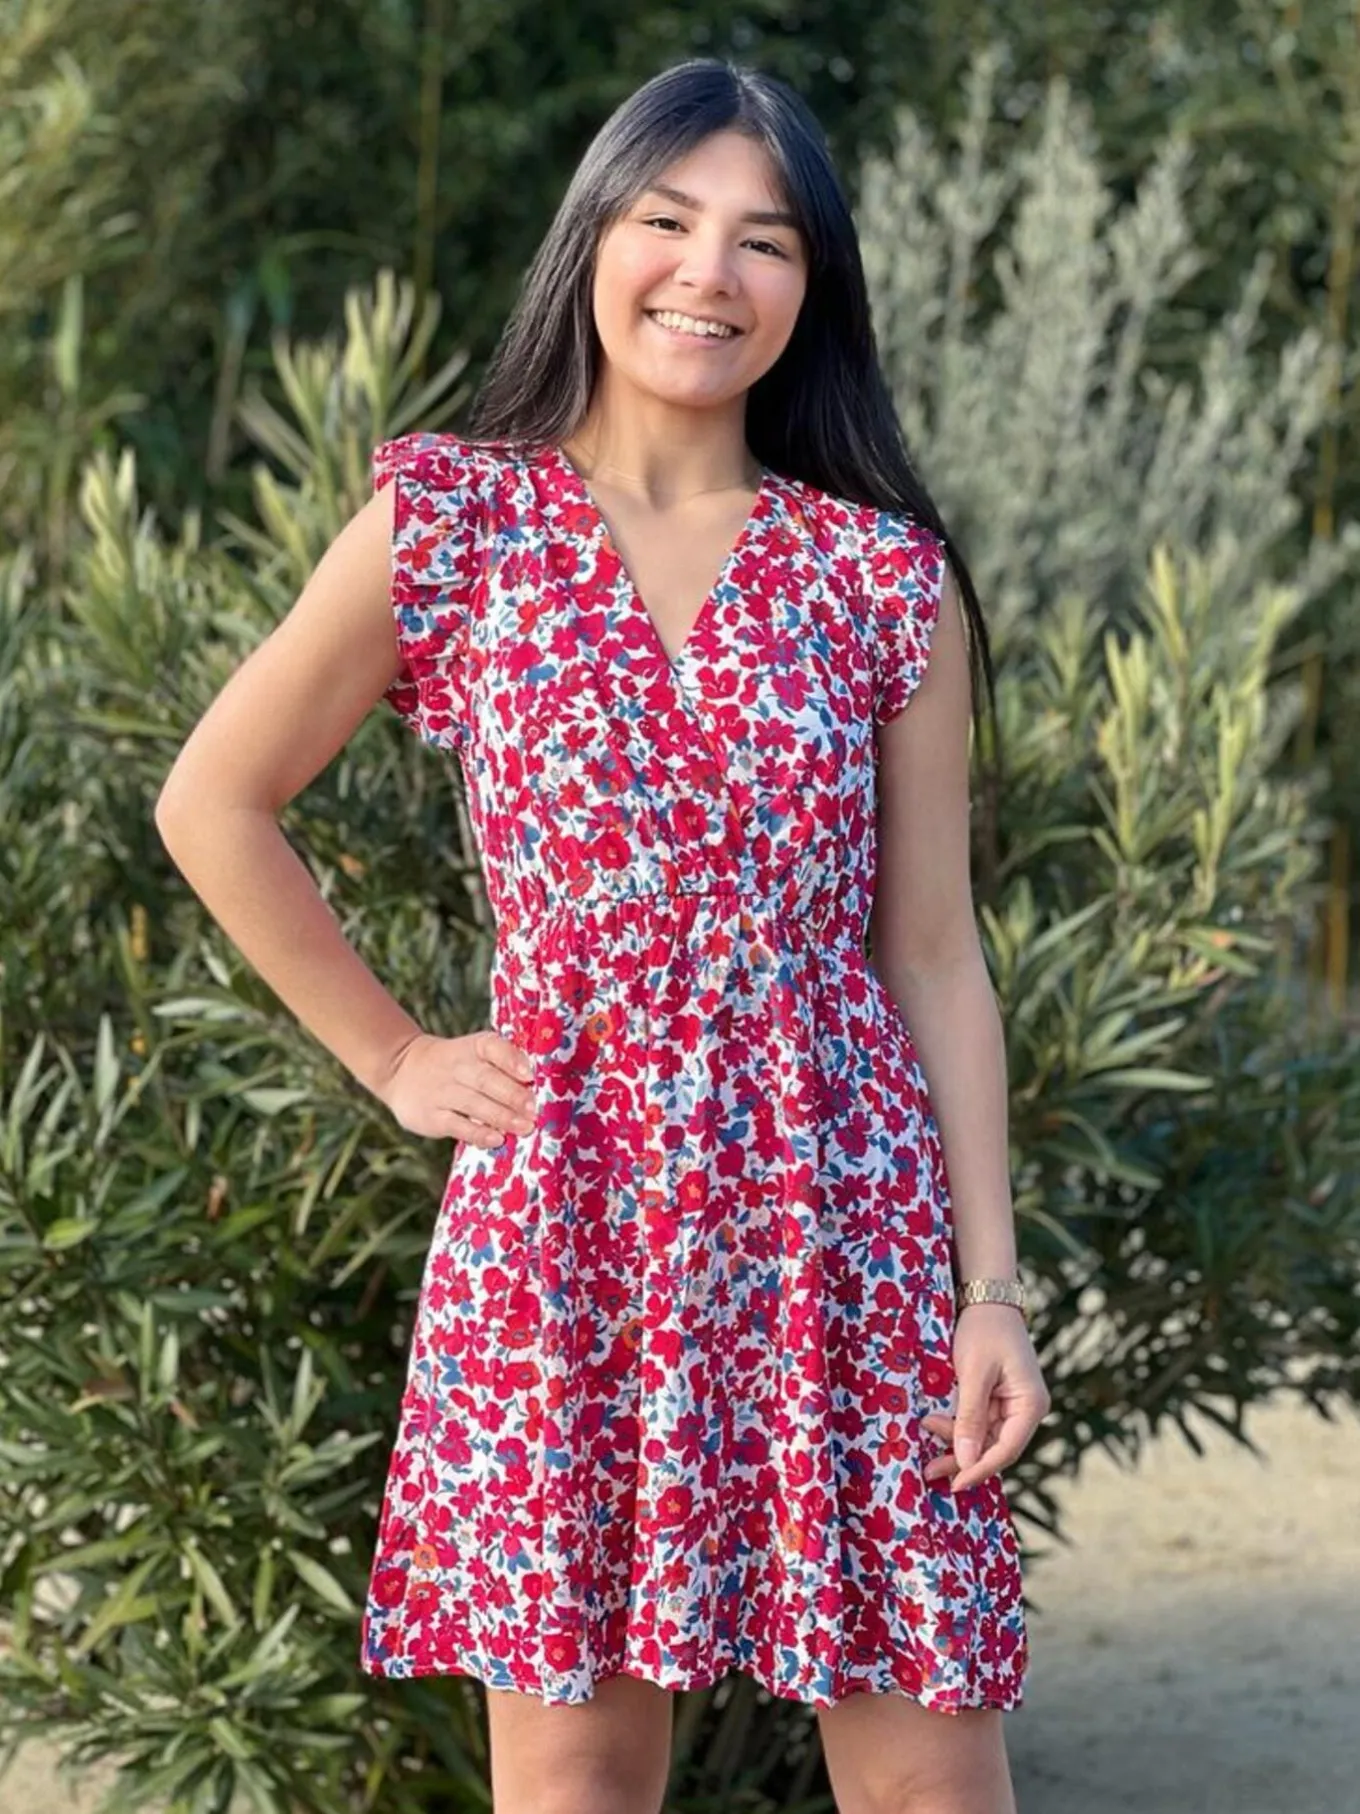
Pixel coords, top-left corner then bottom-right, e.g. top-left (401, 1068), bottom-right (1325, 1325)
top-left (648, 310), bottom-right (739, 339)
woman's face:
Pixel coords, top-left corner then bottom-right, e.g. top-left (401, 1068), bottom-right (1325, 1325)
top-left (590, 130), bottom-right (808, 414)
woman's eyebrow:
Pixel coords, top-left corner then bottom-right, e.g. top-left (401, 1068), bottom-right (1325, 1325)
top-left (643, 182), bottom-right (798, 229)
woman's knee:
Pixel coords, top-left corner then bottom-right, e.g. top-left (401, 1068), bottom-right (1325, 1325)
top-left (484, 1671), bottom-right (674, 1814)
top-left (816, 1691), bottom-right (1016, 1814)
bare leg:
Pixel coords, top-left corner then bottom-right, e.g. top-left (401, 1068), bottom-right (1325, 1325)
top-left (484, 1671), bottom-right (675, 1814)
top-left (816, 1690), bottom-right (1018, 1814)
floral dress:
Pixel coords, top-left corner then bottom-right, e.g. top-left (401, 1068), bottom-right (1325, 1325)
top-left (357, 432), bottom-right (1028, 1713)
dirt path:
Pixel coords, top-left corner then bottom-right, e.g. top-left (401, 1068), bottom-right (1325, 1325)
top-left (5, 1392), bottom-right (1357, 1812)
top-left (1006, 1390), bottom-right (1360, 1813)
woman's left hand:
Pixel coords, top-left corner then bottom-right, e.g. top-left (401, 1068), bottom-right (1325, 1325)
top-left (922, 1304), bottom-right (1051, 1494)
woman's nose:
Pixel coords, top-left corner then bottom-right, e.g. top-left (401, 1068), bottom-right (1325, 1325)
top-left (673, 233), bottom-right (739, 293)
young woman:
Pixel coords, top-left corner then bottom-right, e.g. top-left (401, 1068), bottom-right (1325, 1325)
top-left (156, 55), bottom-right (1050, 1814)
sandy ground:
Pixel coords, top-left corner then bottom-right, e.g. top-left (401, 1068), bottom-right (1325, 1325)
top-left (1005, 1390), bottom-right (1360, 1814)
top-left (4, 1391), bottom-right (1357, 1814)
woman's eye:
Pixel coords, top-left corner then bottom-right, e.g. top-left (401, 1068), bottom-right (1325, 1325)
top-left (640, 217), bottom-right (788, 259)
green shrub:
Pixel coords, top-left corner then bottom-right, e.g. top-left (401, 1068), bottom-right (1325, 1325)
top-left (2, 74), bottom-right (1358, 1814)
top-left (1, 279), bottom-right (496, 1814)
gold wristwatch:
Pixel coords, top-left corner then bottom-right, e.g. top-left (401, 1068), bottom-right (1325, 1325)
top-left (956, 1276), bottom-right (1030, 1327)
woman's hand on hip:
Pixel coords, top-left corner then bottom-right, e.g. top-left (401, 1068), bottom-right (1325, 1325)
top-left (379, 1028), bottom-right (538, 1144)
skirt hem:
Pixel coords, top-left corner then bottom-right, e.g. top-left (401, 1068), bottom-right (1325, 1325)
top-left (358, 1646), bottom-right (1025, 1716)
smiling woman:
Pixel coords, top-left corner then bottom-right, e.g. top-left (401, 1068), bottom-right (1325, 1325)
top-left (578, 133), bottom-right (805, 461)
top-left (153, 51), bottom-right (1046, 1814)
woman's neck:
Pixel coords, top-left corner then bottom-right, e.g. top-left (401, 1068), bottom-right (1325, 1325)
top-left (563, 389), bottom-right (757, 503)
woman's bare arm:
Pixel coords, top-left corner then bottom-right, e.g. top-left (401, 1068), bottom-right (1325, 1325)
top-left (868, 565), bottom-right (1018, 1284)
top-left (154, 483), bottom-right (427, 1098)
top-left (872, 562), bottom-right (1049, 1493)
top-left (154, 481), bottom-right (535, 1142)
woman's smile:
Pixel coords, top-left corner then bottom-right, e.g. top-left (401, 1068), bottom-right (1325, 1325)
top-left (644, 307), bottom-right (744, 343)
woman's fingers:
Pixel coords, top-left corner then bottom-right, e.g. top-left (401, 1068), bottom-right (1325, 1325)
top-left (447, 1087), bottom-right (533, 1144)
top-left (951, 1408), bottom-right (1033, 1491)
top-left (923, 1439), bottom-right (1000, 1481)
top-left (921, 1410), bottom-right (1004, 1486)
top-left (426, 1031), bottom-right (539, 1143)
top-left (456, 1030), bottom-right (538, 1131)
top-left (447, 1111), bottom-right (513, 1149)
top-left (922, 1407), bottom-right (1034, 1492)
top-left (383, 1029), bottom-right (539, 1141)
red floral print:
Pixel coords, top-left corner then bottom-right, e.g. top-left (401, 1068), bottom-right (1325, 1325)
top-left (358, 432), bottom-right (1028, 1712)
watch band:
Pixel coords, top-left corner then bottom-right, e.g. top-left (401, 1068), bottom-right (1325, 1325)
top-left (956, 1276), bottom-right (1030, 1325)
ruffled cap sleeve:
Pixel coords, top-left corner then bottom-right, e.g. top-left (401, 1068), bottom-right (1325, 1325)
top-left (864, 507), bottom-right (948, 726)
top-left (372, 432), bottom-right (490, 753)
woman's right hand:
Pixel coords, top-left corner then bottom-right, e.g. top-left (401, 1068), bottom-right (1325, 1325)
top-left (379, 1029), bottom-right (538, 1145)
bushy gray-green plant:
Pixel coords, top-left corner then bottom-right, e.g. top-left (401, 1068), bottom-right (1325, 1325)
top-left (861, 47), bottom-right (1359, 638)
top-left (2, 84), bottom-right (1360, 1814)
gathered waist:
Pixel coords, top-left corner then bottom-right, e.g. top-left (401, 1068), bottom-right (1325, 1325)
top-left (494, 866), bottom-right (867, 968)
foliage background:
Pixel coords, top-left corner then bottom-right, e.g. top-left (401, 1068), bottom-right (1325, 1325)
top-left (2, 4), bottom-right (1359, 1812)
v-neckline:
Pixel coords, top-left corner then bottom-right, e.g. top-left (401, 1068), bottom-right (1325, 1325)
top-left (547, 440), bottom-right (773, 671)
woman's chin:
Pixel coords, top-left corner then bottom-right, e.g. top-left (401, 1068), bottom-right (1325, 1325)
top-left (621, 366), bottom-right (746, 410)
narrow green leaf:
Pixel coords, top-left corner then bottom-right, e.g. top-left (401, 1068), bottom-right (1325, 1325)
top-left (183, 1540), bottom-right (242, 1630)
top-left (92, 1012), bottom-right (119, 1117)
top-left (42, 1217), bottom-right (98, 1251)
top-left (34, 1526), bottom-right (151, 1574)
top-left (1096, 1066), bottom-right (1214, 1092)
top-left (72, 1555), bottom-right (161, 1656)
top-left (208, 1715), bottom-right (257, 1760)
top-left (287, 1548), bottom-right (357, 1614)
top-left (240, 1087), bottom-right (313, 1115)
top-left (251, 1547), bottom-right (275, 1631)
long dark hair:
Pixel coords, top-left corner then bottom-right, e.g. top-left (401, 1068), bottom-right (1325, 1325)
top-left (469, 56), bottom-right (998, 767)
